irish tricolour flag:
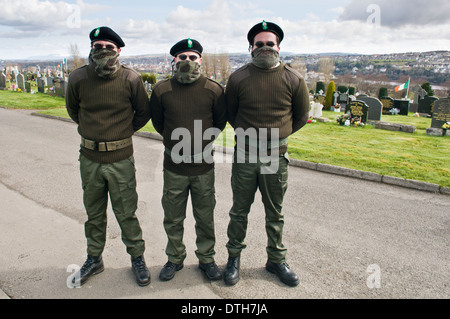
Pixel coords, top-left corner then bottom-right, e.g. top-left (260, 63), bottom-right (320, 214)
top-left (395, 79), bottom-right (410, 92)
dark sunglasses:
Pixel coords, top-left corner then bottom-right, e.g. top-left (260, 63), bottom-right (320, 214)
top-left (254, 41), bottom-right (276, 48)
top-left (93, 43), bottom-right (117, 50)
top-left (178, 54), bottom-right (199, 61)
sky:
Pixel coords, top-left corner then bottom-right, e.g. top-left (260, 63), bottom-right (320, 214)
top-left (1, 0), bottom-right (449, 60)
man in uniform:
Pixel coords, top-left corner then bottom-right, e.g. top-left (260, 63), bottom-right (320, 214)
top-left (150, 38), bottom-right (226, 281)
top-left (224, 21), bottom-right (310, 287)
top-left (66, 26), bottom-right (151, 287)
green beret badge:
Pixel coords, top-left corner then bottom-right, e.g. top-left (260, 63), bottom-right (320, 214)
top-left (187, 38), bottom-right (193, 49)
top-left (94, 28), bottom-right (100, 37)
top-left (262, 20), bottom-right (268, 30)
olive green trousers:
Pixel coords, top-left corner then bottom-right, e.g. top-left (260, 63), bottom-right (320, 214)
top-left (79, 154), bottom-right (145, 258)
top-left (162, 168), bottom-right (217, 264)
top-left (226, 150), bottom-right (289, 263)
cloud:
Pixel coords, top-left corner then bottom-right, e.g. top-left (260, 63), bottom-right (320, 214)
top-left (339, 0), bottom-right (450, 28)
top-left (0, 0), bottom-right (105, 34)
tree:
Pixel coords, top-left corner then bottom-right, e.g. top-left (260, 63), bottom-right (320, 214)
top-left (337, 85), bottom-right (348, 93)
top-left (289, 57), bottom-right (307, 77)
top-left (141, 73), bottom-right (157, 85)
top-left (325, 81), bottom-right (336, 110)
top-left (68, 43), bottom-right (86, 72)
top-left (201, 53), bottom-right (215, 80)
top-left (318, 58), bottom-right (335, 83)
top-left (316, 81), bottom-right (325, 94)
top-left (421, 82), bottom-right (434, 96)
top-left (217, 53), bottom-right (231, 85)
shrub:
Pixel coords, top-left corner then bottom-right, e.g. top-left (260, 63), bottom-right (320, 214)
top-left (325, 81), bottom-right (336, 110)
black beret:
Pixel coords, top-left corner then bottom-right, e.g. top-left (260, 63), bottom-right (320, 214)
top-left (170, 38), bottom-right (203, 57)
top-left (247, 20), bottom-right (284, 44)
top-left (90, 26), bottom-right (125, 48)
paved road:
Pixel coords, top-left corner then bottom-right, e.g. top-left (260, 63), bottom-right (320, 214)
top-left (0, 108), bottom-right (449, 299)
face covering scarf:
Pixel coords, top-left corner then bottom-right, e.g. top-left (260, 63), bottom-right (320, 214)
top-left (251, 46), bottom-right (280, 69)
top-left (89, 48), bottom-right (120, 79)
top-left (174, 60), bottom-right (202, 84)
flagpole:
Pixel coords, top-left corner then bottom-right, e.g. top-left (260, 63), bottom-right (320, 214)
top-left (405, 77), bottom-right (410, 100)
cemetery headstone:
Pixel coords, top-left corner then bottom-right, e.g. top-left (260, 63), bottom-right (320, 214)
top-left (310, 100), bottom-right (324, 118)
top-left (380, 97), bottom-right (394, 115)
top-left (347, 101), bottom-right (369, 123)
top-left (430, 98), bottom-right (450, 129)
top-left (317, 95), bottom-right (326, 106)
top-left (53, 77), bottom-right (67, 97)
top-left (418, 95), bottom-right (438, 116)
top-left (357, 96), bottom-right (382, 121)
top-left (338, 93), bottom-right (348, 104)
top-left (37, 78), bottom-right (45, 93)
top-left (393, 99), bottom-right (410, 115)
top-left (0, 72), bottom-right (6, 90)
top-left (410, 86), bottom-right (427, 113)
top-left (17, 73), bottom-right (25, 91)
top-left (426, 98), bottom-right (450, 136)
top-left (332, 91), bottom-right (339, 105)
top-left (25, 81), bottom-right (31, 93)
top-left (338, 93), bottom-right (348, 111)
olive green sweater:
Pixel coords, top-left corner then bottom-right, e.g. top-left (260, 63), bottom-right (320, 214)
top-left (149, 75), bottom-right (227, 176)
top-left (66, 64), bottom-right (151, 163)
top-left (226, 63), bottom-right (310, 153)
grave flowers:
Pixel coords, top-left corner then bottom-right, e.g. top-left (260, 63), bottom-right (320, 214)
top-left (336, 113), bottom-right (350, 126)
top-left (351, 116), bottom-right (365, 127)
top-left (442, 122), bottom-right (450, 134)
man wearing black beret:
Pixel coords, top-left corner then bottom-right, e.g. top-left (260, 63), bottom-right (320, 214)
top-left (224, 21), bottom-right (310, 287)
top-left (66, 26), bottom-right (152, 287)
top-left (150, 38), bottom-right (226, 282)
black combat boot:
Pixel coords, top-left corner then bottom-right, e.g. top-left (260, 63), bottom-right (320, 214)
top-left (72, 255), bottom-right (104, 286)
top-left (223, 256), bottom-right (240, 286)
top-left (265, 260), bottom-right (299, 287)
top-left (159, 261), bottom-right (184, 281)
top-left (199, 262), bottom-right (222, 281)
top-left (131, 255), bottom-right (151, 287)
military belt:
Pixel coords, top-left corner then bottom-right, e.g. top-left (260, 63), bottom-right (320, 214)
top-left (165, 144), bottom-right (214, 163)
top-left (81, 137), bottom-right (132, 152)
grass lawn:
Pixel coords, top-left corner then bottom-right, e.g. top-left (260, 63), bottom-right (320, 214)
top-left (1, 89), bottom-right (448, 187)
top-left (0, 90), bottom-right (65, 109)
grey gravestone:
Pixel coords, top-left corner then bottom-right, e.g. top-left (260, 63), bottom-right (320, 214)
top-left (332, 91), bottom-right (339, 105)
top-left (338, 93), bottom-right (348, 103)
top-left (410, 86), bottom-right (427, 113)
top-left (430, 98), bottom-right (450, 129)
top-left (53, 77), bottom-right (67, 97)
top-left (0, 72), bottom-right (6, 90)
top-left (25, 81), bottom-right (31, 93)
top-left (347, 101), bottom-right (369, 123)
top-left (37, 78), bottom-right (45, 93)
top-left (357, 96), bottom-right (382, 121)
top-left (47, 77), bottom-right (54, 87)
top-left (17, 73), bottom-right (25, 91)
top-left (338, 94), bottom-right (349, 110)
top-left (380, 97), bottom-right (394, 115)
top-left (418, 96), bottom-right (439, 116)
